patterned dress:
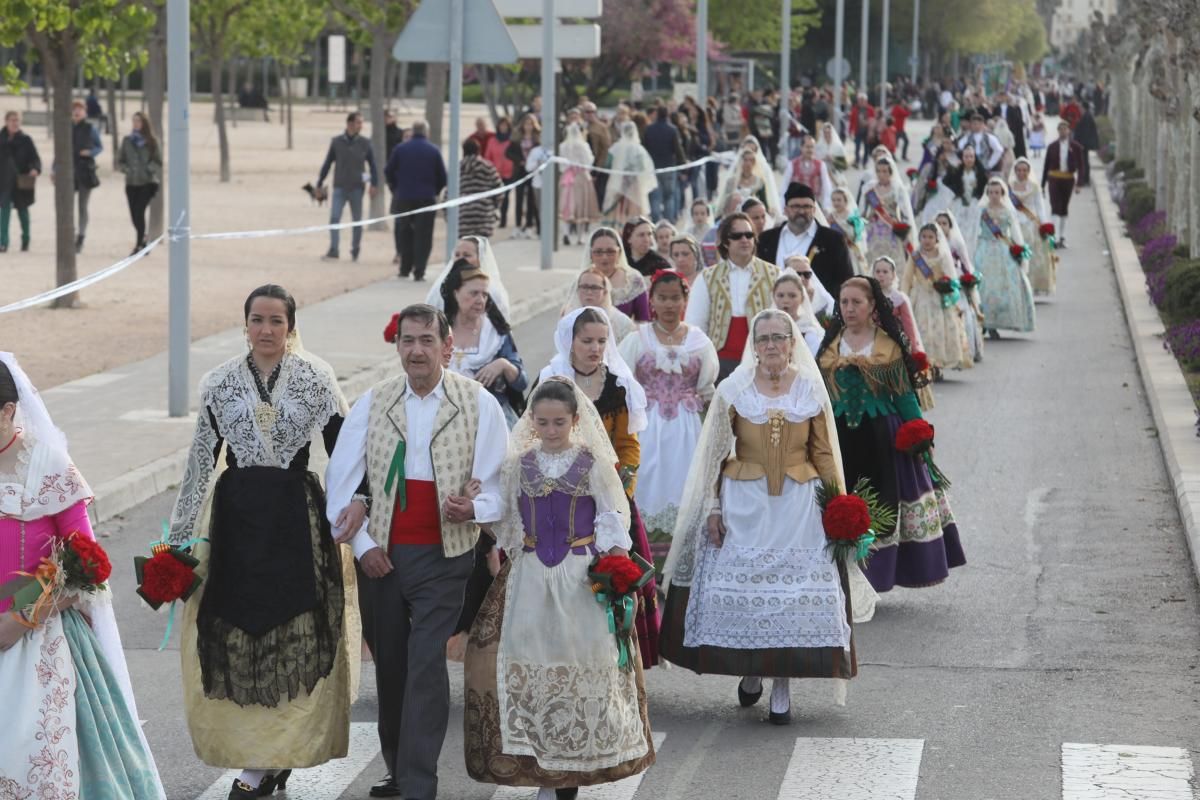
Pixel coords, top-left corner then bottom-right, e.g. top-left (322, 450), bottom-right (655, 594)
top-left (863, 184), bottom-right (914, 269)
top-left (970, 207), bottom-right (1036, 332)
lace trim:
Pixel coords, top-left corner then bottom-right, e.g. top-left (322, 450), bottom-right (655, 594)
top-left (533, 446), bottom-right (584, 479)
top-left (731, 377), bottom-right (822, 424)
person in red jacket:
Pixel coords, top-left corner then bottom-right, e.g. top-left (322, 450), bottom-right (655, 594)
top-left (483, 117), bottom-right (516, 228)
top-left (878, 116), bottom-right (898, 156)
top-left (848, 94), bottom-right (876, 168)
top-left (889, 101), bottom-right (911, 160)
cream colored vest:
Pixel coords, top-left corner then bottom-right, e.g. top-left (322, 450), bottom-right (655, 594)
top-left (706, 257), bottom-right (779, 350)
top-left (365, 370), bottom-right (481, 558)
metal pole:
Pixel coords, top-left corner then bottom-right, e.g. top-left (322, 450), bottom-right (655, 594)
top-left (540, 0), bottom-right (556, 270)
top-left (167, 0), bottom-right (190, 417)
top-left (445, 0), bottom-right (464, 259)
top-left (696, 0), bottom-right (708, 104)
top-left (859, 0), bottom-right (869, 93)
top-left (910, 0), bottom-right (919, 83)
top-left (779, 0), bottom-right (791, 166)
top-left (880, 0), bottom-right (889, 114)
top-left (834, 0), bottom-right (845, 135)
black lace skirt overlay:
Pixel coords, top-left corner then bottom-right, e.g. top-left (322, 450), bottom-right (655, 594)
top-left (197, 466), bottom-right (344, 708)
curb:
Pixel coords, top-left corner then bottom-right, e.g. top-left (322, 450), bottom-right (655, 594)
top-left (88, 282), bottom-right (567, 525)
top-left (1094, 160), bottom-right (1200, 584)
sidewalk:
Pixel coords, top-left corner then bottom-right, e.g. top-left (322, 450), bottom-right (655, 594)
top-left (41, 235), bottom-right (581, 524)
top-left (1094, 160), bottom-right (1200, 585)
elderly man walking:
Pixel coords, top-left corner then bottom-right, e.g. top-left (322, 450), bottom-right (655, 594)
top-left (317, 111), bottom-right (378, 262)
top-left (385, 119), bottom-right (447, 281)
top-left (326, 304), bottom-right (508, 800)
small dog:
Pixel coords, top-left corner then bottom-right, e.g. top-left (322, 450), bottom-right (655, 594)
top-left (302, 182), bottom-right (329, 206)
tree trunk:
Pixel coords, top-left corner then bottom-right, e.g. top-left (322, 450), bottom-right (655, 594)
top-left (145, 9), bottom-right (167, 239)
top-left (214, 45), bottom-right (232, 182)
top-left (107, 78), bottom-right (120, 171)
top-left (367, 32), bottom-right (390, 229)
top-left (285, 63), bottom-right (294, 150)
top-left (425, 62), bottom-right (448, 147)
top-left (1191, 77), bottom-right (1200, 258)
top-left (228, 56), bottom-right (238, 129)
top-left (48, 52), bottom-right (80, 307)
top-left (355, 45), bottom-right (366, 107)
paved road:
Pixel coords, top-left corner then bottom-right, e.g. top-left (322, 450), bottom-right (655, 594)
top-left (101, 183), bottom-right (1200, 799)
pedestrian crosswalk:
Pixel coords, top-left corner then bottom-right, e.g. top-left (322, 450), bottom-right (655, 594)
top-left (191, 731), bottom-right (1197, 799)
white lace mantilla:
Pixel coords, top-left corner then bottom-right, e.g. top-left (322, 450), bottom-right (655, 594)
top-left (167, 353), bottom-right (344, 544)
top-left (730, 375), bottom-right (823, 424)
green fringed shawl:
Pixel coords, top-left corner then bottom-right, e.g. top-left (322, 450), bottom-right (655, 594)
top-left (819, 330), bottom-right (920, 428)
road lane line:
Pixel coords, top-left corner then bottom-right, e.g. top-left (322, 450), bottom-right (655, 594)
top-left (776, 737), bottom-right (924, 800)
top-left (1061, 743), bottom-right (1194, 799)
top-left (490, 732), bottom-right (667, 800)
top-left (195, 721), bottom-right (377, 800)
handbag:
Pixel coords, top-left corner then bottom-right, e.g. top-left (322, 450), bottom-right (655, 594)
top-left (80, 161), bottom-right (100, 190)
top-left (16, 173), bottom-right (36, 191)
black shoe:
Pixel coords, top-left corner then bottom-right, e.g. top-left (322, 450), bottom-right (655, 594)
top-left (0, 245), bottom-right (7, 253)
top-left (737, 677), bottom-right (762, 708)
top-left (256, 770), bottom-right (291, 796)
top-left (369, 775), bottom-right (402, 798)
top-left (20, 240), bottom-right (29, 252)
top-left (398, 268), bottom-right (411, 278)
top-left (413, 274), bottom-right (425, 282)
top-left (556, 789), bottom-right (580, 800)
top-left (563, 234), bottom-right (571, 246)
top-left (74, 234), bottom-right (84, 254)
top-left (321, 250), bottom-right (339, 261)
top-left (768, 708), bottom-right (793, 726)
top-left (351, 249), bottom-right (360, 262)
top-left (227, 779), bottom-right (258, 800)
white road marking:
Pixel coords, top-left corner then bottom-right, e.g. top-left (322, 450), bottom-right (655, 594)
top-left (490, 732), bottom-right (667, 800)
top-left (1061, 743), bottom-right (1195, 799)
top-left (117, 408), bottom-right (198, 423)
top-left (195, 722), bottom-right (378, 800)
top-left (776, 737), bottom-right (924, 800)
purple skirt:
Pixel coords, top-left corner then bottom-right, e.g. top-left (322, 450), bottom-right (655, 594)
top-left (837, 412), bottom-right (966, 592)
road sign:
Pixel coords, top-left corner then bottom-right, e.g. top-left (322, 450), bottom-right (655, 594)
top-left (826, 56), bottom-right (850, 82)
top-left (493, 0), bottom-right (601, 14)
top-left (392, 0), bottom-right (519, 64)
top-left (328, 35), bottom-right (346, 84)
top-left (507, 23), bottom-right (601, 59)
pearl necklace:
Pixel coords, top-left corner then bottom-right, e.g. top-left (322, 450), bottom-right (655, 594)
top-left (653, 320), bottom-right (685, 346)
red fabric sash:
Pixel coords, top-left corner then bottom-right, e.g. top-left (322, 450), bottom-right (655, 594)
top-left (389, 479), bottom-right (442, 546)
top-left (718, 316), bottom-right (750, 360)
top-left (865, 189), bottom-right (901, 231)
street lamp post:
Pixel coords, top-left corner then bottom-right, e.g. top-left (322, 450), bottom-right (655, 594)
top-left (859, 0), bottom-right (869, 92)
top-left (834, 0), bottom-right (845, 134)
top-left (697, 0), bottom-right (708, 105)
top-left (780, 0), bottom-right (791, 166)
top-left (880, 0), bottom-right (890, 113)
top-left (911, 0), bottom-right (920, 83)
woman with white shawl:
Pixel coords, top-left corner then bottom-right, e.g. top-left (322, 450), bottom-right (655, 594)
top-left (935, 210), bottom-right (986, 363)
top-left (813, 121), bottom-right (849, 188)
top-left (828, 187), bottom-right (870, 275)
top-left (1007, 156), bottom-right (1056, 295)
top-left (559, 121), bottom-right (601, 244)
top-left (660, 310), bottom-right (866, 725)
top-left (563, 226), bottom-right (651, 322)
top-left (992, 116), bottom-right (1016, 178)
top-left (861, 156), bottom-right (916, 269)
top-left (425, 235), bottom-right (510, 318)
top-left (771, 270), bottom-right (827, 356)
top-left (603, 121), bottom-right (656, 223)
top-left (963, 177), bottom-right (1036, 337)
top-left (717, 136), bottom-right (781, 223)
top-left (0, 353), bottom-right (166, 800)
top-left (902, 223), bottom-right (972, 374)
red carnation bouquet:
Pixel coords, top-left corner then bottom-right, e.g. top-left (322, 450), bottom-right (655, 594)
top-left (894, 419), bottom-right (951, 486)
top-left (817, 479), bottom-right (897, 562)
top-left (959, 272), bottom-right (979, 290)
top-left (1039, 222), bottom-right (1055, 239)
top-left (589, 552), bottom-right (655, 670)
top-left (1009, 243), bottom-right (1028, 262)
top-left (905, 167), bottom-right (918, 179)
top-left (3, 532), bottom-right (112, 628)
top-left (926, 178), bottom-right (938, 191)
top-left (892, 222), bottom-right (911, 239)
top-left (932, 276), bottom-right (956, 295)
top-left (383, 313), bottom-right (401, 344)
top-left (911, 351), bottom-right (930, 373)
top-left (135, 544), bottom-right (203, 610)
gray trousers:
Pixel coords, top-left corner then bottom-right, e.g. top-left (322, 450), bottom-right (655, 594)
top-left (362, 543), bottom-right (474, 800)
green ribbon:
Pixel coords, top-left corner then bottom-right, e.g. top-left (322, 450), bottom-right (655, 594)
top-left (855, 531), bottom-right (878, 562)
top-left (1048, 234), bottom-right (1058, 250)
top-left (384, 440), bottom-right (407, 512)
top-left (939, 278), bottom-right (962, 309)
top-left (153, 523), bottom-right (208, 651)
top-left (595, 592), bottom-right (636, 670)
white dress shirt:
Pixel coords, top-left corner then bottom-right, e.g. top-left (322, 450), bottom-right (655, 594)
top-left (685, 257), bottom-right (756, 333)
top-left (775, 221), bottom-right (817, 268)
top-left (1058, 139), bottom-right (1070, 173)
top-left (957, 131), bottom-right (1003, 171)
top-left (325, 373), bottom-right (509, 559)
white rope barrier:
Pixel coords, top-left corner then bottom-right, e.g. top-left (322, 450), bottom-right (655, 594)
top-left (0, 151), bottom-right (735, 315)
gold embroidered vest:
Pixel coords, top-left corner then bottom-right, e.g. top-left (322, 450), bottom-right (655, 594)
top-left (722, 409), bottom-right (836, 495)
top-left (365, 370), bottom-right (481, 558)
top-left (706, 257), bottom-right (779, 350)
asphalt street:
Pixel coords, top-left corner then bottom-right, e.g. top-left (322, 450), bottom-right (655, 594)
top-left (98, 183), bottom-right (1200, 799)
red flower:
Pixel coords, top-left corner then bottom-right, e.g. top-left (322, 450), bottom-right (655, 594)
top-left (65, 534), bottom-right (111, 585)
top-left (823, 495), bottom-right (872, 542)
top-left (960, 272), bottom-right (978, 289)
top-left (141, 551), bottom-right (196, 604)
top-left (895, 419), bottom-right (936, 454)
top-left (892, 222), bottom-right (911, 238)
top-left (905, 167), bottom-right (918, 179)
top-left (1009, 243), bottom-right (1025, 260)
top-left (926, 178), bottom-right (938, 190)
top-left (911, 351), bottom-right (929, 372)
top-left (1039, 222), bottom-right (1055, 237)
top-left (593, 554), bottom-right (644, 595)
top-left (933, 276), bottom-right (955, 294)
top-left (383, 313), bottom-right (401, 344)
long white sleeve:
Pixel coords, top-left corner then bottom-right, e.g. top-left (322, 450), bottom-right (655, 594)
top-left (325, 390), bottom-right (374, 558)
top-left (469, 385), bottom-right (509, 524)
top-left (684, 271), bottom-right (712, 329)
top-left (819, 162), bottom-right (833, 211)
top-left (592, 459), bottom-right (633, 552)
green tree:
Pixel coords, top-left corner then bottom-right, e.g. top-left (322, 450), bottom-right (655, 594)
top-left (0, 0), bottom-right (155, 307)
top-left (331, 0), bottom-right (415, 224)
top-left (192, 0), bottom-right (258, 182)
top-left (709, 0), bottom-right (820, 53)
top-left (235, 0), bottom-right (326, 150)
